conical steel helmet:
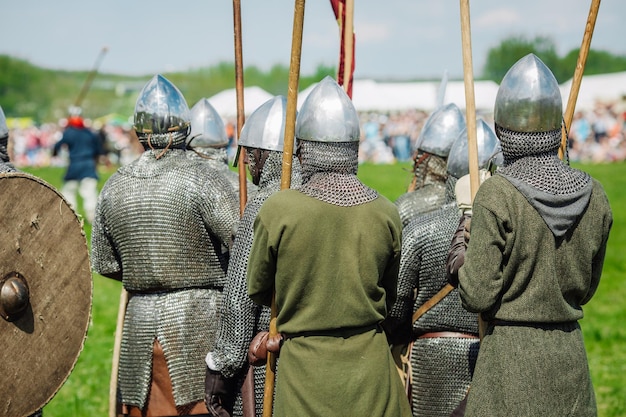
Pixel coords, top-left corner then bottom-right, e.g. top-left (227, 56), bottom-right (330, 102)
top-left (133, 74), bottom-right (190, 135)
top-left (415, 103), bottom-right (466, 156)
top-left (188, 98), bottom-right (228, 148)
top-left (494, 54), bottom-right (562, 132)
top-left (239, 96), bottom-right (288, 152)
top-left (296, 76), bottom-right (360, 142)
top-left (447, 119), bottom-right (501, 179)
top-left (0, 106), bottom-right (7, 139)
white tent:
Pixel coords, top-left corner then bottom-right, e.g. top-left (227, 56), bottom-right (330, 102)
top-left (559, 71), bottom-right (626, 111)
top-left (297, 79), bottom-right (499, 113)
top-left (208, 86), bottom-right (274, 119)
top-left (443, 80), bottom-right (500, 113)
top-left (298, 79), bottom-right (438, 112)
top-left (210, 72), bottom-right (626, 119)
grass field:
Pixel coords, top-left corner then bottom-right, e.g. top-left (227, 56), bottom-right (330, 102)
top-left (20, 161), bottom-right (626, 416)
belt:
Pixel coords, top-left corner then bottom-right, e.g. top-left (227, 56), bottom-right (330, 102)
top-left (418, 331), bottom-right (478, 339)
top-left (128, 285), bottom-right (224, 295)
top-left (284, 323), bottom-right (381, 340)
top-left (489, 320), bottom-right (578, 330)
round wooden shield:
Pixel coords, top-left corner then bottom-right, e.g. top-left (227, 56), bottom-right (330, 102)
top-left (0, 172), bottom-right (92, 417)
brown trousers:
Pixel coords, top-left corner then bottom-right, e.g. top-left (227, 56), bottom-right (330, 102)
top-left (125, 340), bottom-right (210, 417)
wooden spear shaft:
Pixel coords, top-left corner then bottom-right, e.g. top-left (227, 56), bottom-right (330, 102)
top-left (263, 2), bottom-right (305, 417)
top-left (459, 1), bottom-right (480, 202)
top-left (233, 0), bottom-right (248, 215)
top-left (459, 0), bottom-right (486, 339)
top-left (559, 0), bottom-right (601, 160)
top-left (108, 287), bottom-right (128, 417)
top-left (232, 2), bottom-right (258, 415)
top-left (74, 46), bottom-right (108, 108)
top-left (279, 0), bottom-right (305, 191)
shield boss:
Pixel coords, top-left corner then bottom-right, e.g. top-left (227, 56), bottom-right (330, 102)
top-left (0, 172), bottom-right (92, 417)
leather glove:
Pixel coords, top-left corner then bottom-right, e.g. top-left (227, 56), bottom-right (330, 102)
top-left (464, 216), bottom-right (471, 247)
top-left (248, 331), bottom-right (284, 366)
top-left (204, 367), bottom-right (237, 417)
top-left (446, 213), bottom-right (471, 287)
top-left (248, 331), bottom-right (270, 366)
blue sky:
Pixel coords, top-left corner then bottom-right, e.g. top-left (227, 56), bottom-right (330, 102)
top-left (1, 0), bottom-right (624, 81)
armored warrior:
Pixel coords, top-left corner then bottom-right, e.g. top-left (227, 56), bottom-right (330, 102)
top-left (246, 76), bottom-right (412, 417)
top-left (91, 74), bottom-right (240, 416)
top-left (187, 98), bottom-right (257, 197)
top-left (204, 96), bottom-right (302, 417)
top-left (395, 103), bottom-right (465, 227)
top-left (449, 54), bottom-right (612, 417)
top-left (385, 119), bottom-right (500, 417)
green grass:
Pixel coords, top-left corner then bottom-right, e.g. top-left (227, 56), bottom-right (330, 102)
top-left (20, 161), bottom-right (626, 416)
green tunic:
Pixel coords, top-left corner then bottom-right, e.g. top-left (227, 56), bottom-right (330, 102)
top-left (459, 174), bottom-right (612, 417)
top-left (247, 189), bottom-right (412, 417)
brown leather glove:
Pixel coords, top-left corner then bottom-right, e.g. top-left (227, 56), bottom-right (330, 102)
top-left (204, 367), bottom-right (237, 417)
top-left (464, 216), bottom-right (471, 247)
top-left (248, 331), bottom-right (270, 366)
top-left (248, 331), bottom-right (284, 366)
top-left (446, 213), bottom-right (471, 287)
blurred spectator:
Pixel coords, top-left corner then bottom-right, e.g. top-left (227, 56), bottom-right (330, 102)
top-left (225, 119), bottom-right (237, 163)
top-left (384, 112), bottom-right (412, 162)
top-left (5, 100), bottom-right (626, 167)
top-left (52, 113), bottom-right (104, 223)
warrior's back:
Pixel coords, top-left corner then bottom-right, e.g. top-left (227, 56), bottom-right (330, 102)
top-left (94, 152), bottom-right (238, 290)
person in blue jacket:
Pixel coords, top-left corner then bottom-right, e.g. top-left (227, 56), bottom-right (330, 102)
top-left (53, 110), bottom-right (103, 223)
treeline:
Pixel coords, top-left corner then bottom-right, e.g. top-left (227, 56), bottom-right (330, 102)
top-left (1, 35), bottom-right (626, 124)
top-left (482, 35), bottom-right (626, 84)
top-left (0, 56), bottom-right (336, 123)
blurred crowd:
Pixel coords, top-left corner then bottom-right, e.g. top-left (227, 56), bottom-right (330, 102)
top-left (355, 100), bottom-right (626, 164)
top-left (6, 100), bottom-right (626, 170)
top-left (8, 119), bottom-right (143, 171)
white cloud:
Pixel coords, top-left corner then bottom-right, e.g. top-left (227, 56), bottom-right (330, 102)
top-left (474, 8), bottom-right (522, 29)
top-left (355, 21), bottom-right (392, 43)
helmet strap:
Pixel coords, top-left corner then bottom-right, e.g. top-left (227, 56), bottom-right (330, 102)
top-left (147, 133), bottom-right (173, 160)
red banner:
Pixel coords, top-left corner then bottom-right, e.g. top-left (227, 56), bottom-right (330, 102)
top-left (330, 0), bottom-right (355, 98)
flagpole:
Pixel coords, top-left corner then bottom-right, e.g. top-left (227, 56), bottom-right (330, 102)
top-left (233, 0), bottom-right (248, 215)
top-left (341, 0), bottom-right (354, 97)
top-left (263, 2), bottom-right (305, 416)
top-left (559, 0), bottom-right (601, 160)
top-left (459, 0), bottom-right (486, 339)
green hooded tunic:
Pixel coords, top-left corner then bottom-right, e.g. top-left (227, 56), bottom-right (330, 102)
top-left (247, 189), bottom-right (412, 417)
top-left (458, 174), bottom-right (612, 417)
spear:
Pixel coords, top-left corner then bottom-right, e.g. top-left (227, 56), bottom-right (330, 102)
top-left (263, 2), bottom-right (305, 416)
top-left (233, 0), bottom-right (248, 215)
top-left (559, 0), bottom-right (601, 160)
top-left (74, 46), bottom-right (108, 109)
top-left (230, 2), bottom-right (258, 415)
top-left (279, 0), bottom-right (304, 192)
top-left (459, 0), bottom-right (486, 339)
top-left (459, 0), bottom-right (479, 201)
top-left (108, 287), bottom-right (127, 417)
